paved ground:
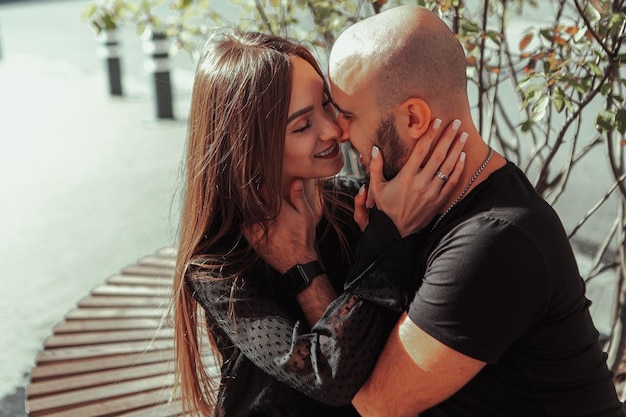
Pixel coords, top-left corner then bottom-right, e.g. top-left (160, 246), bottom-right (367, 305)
top-left (0, 1), bottom-right (619, 416)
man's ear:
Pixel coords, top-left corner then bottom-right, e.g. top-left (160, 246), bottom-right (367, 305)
top-left (395, 98), bottom-right (431, 139)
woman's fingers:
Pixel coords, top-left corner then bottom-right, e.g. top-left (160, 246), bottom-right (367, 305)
top-left (401, 118), bottom-right (443, 175)
top-left (439, 150), bottom-right (466, 200)
top-left (287, 179), bottom-right (309, 213)
top-left (420, 119), bottom-right (463, 179)
top-left (435, 131), bottom-right (468, 191)
top-left (367, 145), bottom-right (384, 208)
top-left (354, 184), bottom-right (369, 231)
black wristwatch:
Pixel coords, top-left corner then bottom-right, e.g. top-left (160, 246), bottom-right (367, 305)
top-left (282, 261), bottom-right (325, 296)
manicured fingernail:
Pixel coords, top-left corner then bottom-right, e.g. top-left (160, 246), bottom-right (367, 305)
top-left (460, 152), bottom-right (466, 162)
top-left (452, 119), bottom-right (461, 130)
top-left (459, 132), bottom-right (468, 143)
top-left (359, 184), bottom-right (366, 195)
top-left (432, 118), bottom-right (442, 129)
top-left (372, 146), bottom-right (380, 159)
top-left (294, 180), bottom-right (303, 190)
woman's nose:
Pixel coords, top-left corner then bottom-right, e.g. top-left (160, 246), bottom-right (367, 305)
top-left (320, 114), bottom-right (343, 142)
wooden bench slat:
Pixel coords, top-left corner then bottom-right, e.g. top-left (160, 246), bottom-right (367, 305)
top-left (138, 255), bottom-right (176, 269)
top-left (31, 350), bottom-right (175, 380)
top-left (44, 328), bottom-right (174, 348)
top-left (120, 264), bottom-right (174, 277)
top-left (53, 318), bottom-right (164, 333)
top-left (78, 295), bottom-right (170, 308)
top-left (28, 361), bottom-right (173, 397)
top-left (65, 307), bottom-right (167, 320)
top-left (116, 398), bottom-right (183, 417)
top-left (28, 390), bottom-right (176, 417)
top-left (91, 284), bottom-right (171, 298)
top-left (36, 340), bottom-right (174, 363)
top-left (105, 274), bottom-right (173, 287)
top-left (28, 377), bottom-right (174, 417)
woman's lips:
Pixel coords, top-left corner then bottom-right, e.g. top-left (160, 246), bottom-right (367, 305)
top-left (315, 143), bottom-right (340, 159)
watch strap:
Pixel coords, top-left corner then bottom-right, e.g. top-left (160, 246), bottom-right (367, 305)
top-left (282, 261), bottom-right (325, 296)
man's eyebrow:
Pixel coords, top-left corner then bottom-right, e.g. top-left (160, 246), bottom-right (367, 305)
top-left (333, 103), bottom-right (353, 116)
top-left (287, 106), bottom-right (313, 123)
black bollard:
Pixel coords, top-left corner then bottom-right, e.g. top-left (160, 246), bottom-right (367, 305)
top-left (143, 30), bottom-right (174, 119)
top-left (98, 29), bottom-right (123, 96)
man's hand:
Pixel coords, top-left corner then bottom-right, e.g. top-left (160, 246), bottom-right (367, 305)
top-left (243, 179), bottom-right (319, 272)
top-left (363, 119), bottom-right (467, 237)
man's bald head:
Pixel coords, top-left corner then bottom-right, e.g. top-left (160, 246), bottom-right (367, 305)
top-left (329, 5), bottom-right (468, 114)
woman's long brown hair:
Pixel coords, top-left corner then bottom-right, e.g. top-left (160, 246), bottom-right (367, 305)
top-left (171, 30), bottom-right (354, 416)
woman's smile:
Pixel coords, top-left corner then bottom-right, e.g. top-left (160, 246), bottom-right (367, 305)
top-left (314, 142), bottom-right (341, 159)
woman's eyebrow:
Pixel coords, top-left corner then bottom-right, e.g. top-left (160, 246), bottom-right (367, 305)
top-left (287, 105), bottom-right (313, 123)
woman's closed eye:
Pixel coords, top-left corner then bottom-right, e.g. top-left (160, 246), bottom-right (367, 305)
top-left (292, 120), bottom-right (312, 134)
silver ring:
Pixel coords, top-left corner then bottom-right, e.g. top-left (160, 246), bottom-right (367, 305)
top-left (436, 171), bottom-right (449, 182)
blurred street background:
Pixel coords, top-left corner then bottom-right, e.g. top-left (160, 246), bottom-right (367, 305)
top-left (0, 1), bottom-right (619, 416)
top-left (0, 1), bottom-right (194, 415)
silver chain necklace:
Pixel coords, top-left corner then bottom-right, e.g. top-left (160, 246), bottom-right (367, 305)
top-left (430, 147), bottom-right (494, 233)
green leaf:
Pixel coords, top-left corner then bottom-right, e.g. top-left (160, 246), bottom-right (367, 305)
top-left (486, 30), bottom-right (502, 45)
top-left (553, 87), bottom-right (565, 113)
top-left (567, 79), bottom-right (587, 94)
top-left (586, 61), bottom-right (603, 78)
top-left (601, 83), bottom-right (612, 96)
top-left (520, 119), bottom-right (533, 132)
top-left (532, 95), bottom-right (549, 121)
top-left (522, 83), bottom-right (543, 100)
top-left (595, 109), bottom-right (615, 132)
top-left (616, 108), bottom-right (626, 135)
top-left (539, 28), bottom-right (552, 40)
top-left (516, 73), bottom-right (540, 91)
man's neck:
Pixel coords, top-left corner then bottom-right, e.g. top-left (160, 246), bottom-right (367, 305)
top-left (439, 143), bottom-right (506, 214)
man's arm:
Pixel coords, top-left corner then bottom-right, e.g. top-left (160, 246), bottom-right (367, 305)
top-left (353, 312), bottom-right (485, 417)
top-left (296, 272), bottom-right (337, 324)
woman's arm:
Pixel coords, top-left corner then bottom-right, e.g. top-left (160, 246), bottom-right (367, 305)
top-left (187, 249), bottom-right (408, 406)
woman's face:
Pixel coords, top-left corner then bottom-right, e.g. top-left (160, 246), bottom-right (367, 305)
top-left (282, 57), bottom-right (344, 185)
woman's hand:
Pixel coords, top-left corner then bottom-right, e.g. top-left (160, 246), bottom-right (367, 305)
top-left (243, 179), bottom-right (318, 273)
top-left (356, 119), bottom-right (467, 237)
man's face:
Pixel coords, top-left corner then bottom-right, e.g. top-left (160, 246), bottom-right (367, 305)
top-left (330, 78), bottom-right (407, 179)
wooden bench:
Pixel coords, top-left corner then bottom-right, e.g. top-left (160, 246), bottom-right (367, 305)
top-left (26, 247), bottom-right (217, 417)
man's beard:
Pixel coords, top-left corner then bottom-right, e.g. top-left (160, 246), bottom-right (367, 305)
top-left (375, 115), bottom-right (408, 180)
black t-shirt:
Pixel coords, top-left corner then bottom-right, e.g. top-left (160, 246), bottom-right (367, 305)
top-left (408, 162), bottom-right (624, 417)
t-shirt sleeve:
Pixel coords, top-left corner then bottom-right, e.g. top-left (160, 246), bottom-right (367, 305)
top-left (407, 216), bottom-right (550, 364)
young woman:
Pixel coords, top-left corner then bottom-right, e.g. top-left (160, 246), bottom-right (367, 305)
top-left (172, 30), bottom-right (464, 417)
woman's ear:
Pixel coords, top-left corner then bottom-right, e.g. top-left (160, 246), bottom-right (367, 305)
top-left (395, 98), bottom-right (431, 139)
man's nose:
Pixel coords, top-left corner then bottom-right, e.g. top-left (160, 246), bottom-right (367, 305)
top-left (337, 117), bottom-right (350, 142)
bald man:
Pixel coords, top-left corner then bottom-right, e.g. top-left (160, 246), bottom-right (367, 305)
top-left (324, 5), bottom-right (624, 417)
top-left (251, 5), bottom-right (625, 417)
